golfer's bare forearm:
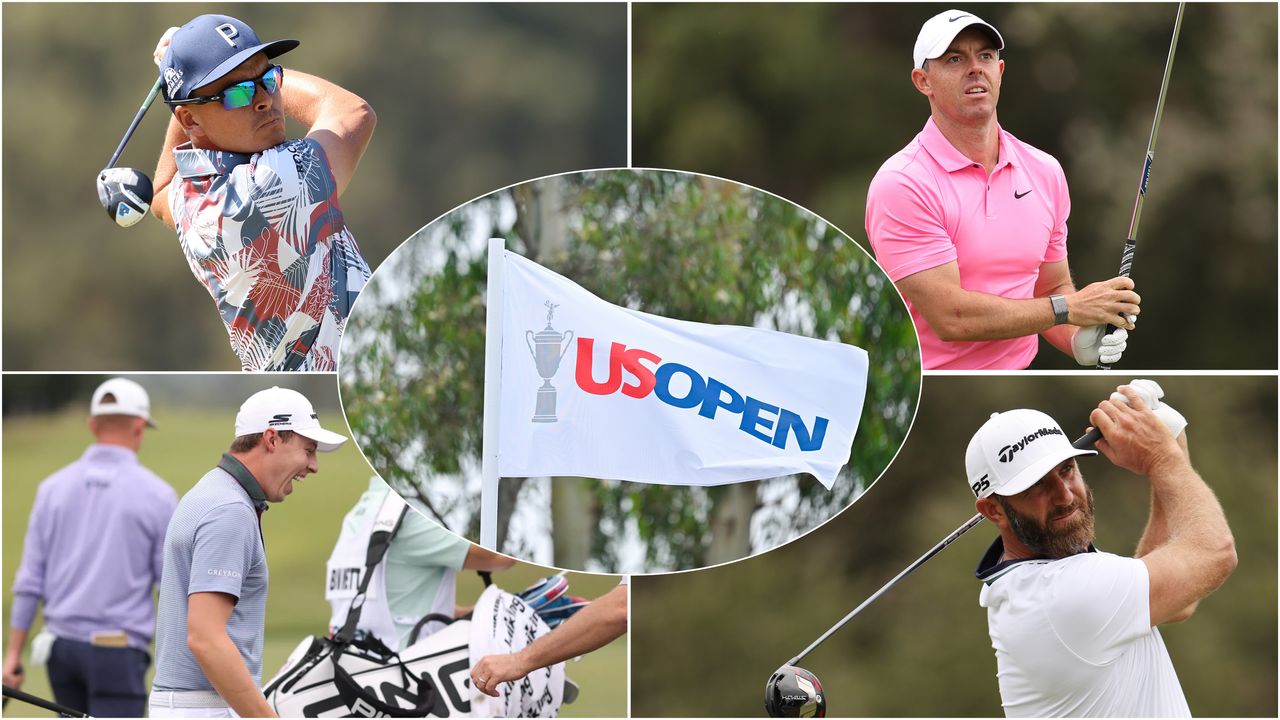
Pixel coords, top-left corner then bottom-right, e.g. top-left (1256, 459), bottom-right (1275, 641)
top-left (151, 116), bottom-right (185, 227)
top-left (1147, 454), bottom-right (1236, 601)
top-left (280, 70), bottom-right (375, 196)
top-left (188, 631), bottom-right (275, 717)
top-left (908, 286), bottom-right (1059, 342)
top-left (6, 627), bottom-right (28, 661)
top-left (516, 586), bottom-right (628, 671)
top-left (1136, 433), bottom-right (1191, 558)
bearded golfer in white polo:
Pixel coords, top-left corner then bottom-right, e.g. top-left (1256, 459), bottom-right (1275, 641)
top-left (966, 383), bottom-right (1236, 716)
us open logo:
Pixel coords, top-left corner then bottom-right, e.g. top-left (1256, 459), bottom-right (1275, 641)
top-left (573, 337), bottom-right (830, 452)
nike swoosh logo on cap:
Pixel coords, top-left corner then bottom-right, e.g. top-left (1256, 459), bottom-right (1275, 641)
top-left (949, 15), bottom-right (971, 22)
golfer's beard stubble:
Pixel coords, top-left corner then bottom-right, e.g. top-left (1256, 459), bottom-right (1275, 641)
top-left (1002, 487), bottom-right (1097, 560)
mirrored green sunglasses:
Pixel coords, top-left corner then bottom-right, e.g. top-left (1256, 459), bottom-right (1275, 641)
top-left (169, 65), bottom-right (283, 110)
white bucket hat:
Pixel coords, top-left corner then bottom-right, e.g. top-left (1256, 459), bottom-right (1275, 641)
top-left (235, 387), bottom-right (347, 452)
top-left (965, 409), bottom-right (1095, 499)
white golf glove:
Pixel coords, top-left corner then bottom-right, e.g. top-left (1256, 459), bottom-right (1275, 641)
top-left (1073, 316), bottom-right (1134, 366)
top-left (1109, 379), bottom-right (1188, 438)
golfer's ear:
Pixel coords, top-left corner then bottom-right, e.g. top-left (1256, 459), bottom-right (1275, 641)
top-left (911, 67), bottom-right (931, 96)
top-left (976, 497), bottom-right (1004, 526)
top-left (174, 107), bottom-right (203, 141)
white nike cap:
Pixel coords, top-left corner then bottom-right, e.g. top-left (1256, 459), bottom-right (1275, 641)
top-left (965, 409), bottom-right (1095, 499)
top-left (234, 386), bottom-right (347, 452)
top-left (90, 378), bottom-right (156, 428)
top-left (914, 9), bottom-right (1005, 69)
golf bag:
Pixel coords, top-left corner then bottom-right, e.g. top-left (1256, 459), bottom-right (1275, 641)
top-left (263, 494), bottom-right (579, 717)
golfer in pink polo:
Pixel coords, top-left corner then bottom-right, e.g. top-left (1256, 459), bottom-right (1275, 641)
top-left (866, 10), bottom-right (1141, 370)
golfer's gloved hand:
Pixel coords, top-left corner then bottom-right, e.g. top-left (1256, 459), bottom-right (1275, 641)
top-left (1072, 317), bottom-right (1134, 366)
top-left (1110, 379), bottom-right (1188, 438)
top-left (154, 27), bottom-right (178, 67)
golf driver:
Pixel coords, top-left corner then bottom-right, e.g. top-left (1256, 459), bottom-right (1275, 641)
top-left (1098, 2), bottom-right (1186, 369)
top-left (765, 429), bottom-right (1101, 717)
top-left (96, 77), bottom-right (162, 228)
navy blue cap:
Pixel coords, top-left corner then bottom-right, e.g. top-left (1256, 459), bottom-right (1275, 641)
top-left (159, 15), bottom-right (298, 102)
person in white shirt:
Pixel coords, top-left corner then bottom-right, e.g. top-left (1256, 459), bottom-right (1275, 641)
top-left (965, 384), bottom-right (1236, 717)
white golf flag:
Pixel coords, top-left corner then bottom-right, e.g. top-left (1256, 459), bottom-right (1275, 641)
top-left (497, 251), bottom-right (867, 489)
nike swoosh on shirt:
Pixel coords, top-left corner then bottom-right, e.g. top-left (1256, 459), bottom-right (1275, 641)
top-left (1015, 190), bottom-right (1033, 199)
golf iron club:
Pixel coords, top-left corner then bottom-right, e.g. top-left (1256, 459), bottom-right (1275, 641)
top-left (2, 685), bottom-right (92, 718)
top-left (1098, 2), bottom-right (1186, 369)
top-left (96, 77), bottom-right (162, 228)
top-left (765, 429), bottom-right (1102, 718)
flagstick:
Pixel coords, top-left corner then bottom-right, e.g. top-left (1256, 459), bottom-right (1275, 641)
top-left (480, 237), bottom-right (505, 550)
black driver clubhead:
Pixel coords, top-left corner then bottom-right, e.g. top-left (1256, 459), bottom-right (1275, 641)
top-left (97, 167), bottom-right (154, 228)
top-left (765, 665), bottom-right (826, 718)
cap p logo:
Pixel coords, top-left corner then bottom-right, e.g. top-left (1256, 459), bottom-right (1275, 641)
top-left (215, 23), bottom-right (240, 47)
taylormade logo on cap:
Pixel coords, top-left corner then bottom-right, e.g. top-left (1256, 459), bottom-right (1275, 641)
top-left (965, 409), bottom-right (1094, 499)
top-left (234, 387), bottom-right (348, 452)
top-left (997, 426), bottom-right (1065, 463)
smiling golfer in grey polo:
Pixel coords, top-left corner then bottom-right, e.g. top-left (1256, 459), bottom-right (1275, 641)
top-left (149, 387), bottom-right (347, 718)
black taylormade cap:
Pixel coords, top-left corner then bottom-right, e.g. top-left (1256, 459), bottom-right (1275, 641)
top-left (159, 14), bottom-right (298, 102)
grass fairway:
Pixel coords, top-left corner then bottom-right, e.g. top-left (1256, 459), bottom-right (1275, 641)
top-left (3, 405), bottom-right (626, 717)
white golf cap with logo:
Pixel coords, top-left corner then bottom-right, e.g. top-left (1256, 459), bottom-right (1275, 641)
top-left (235, 386), bottom-right (348, 452)
top-left (914, 9), bottom-right (1005, 68)
top-left (965, 409), bottom-right (1095, 499)
top-left (91, 377), bottom-right (156, 428)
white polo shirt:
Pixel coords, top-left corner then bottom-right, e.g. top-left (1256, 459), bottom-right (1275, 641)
top-left (975, 538), bottom-right (1190, 717)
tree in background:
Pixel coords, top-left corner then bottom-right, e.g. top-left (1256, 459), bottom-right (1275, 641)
top-left (341, 169), bottom-right (920, 572)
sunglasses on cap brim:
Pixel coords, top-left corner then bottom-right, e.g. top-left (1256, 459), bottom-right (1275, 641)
top-left (168, 65), bottom-right (283, 111)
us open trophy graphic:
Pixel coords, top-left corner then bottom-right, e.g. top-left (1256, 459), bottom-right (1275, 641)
top-left (525, 301), bottom-right (574, 423)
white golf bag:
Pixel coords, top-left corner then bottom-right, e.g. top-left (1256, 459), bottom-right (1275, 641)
top-left (263, 618), bottom-right (473, 717)
top-left (263, 495), bottom-right (579, 717)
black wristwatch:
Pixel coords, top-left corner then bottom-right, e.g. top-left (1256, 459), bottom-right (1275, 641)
top-left (1050, 294), bottom-right (1070, 325)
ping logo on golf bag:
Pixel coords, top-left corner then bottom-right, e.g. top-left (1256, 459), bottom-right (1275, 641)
top-left (970, 474), bottom-right (990, 497)
top-left (574, 337), bottom-right (829, 451)
top-left (997, 427), bottom-right (1064, 463)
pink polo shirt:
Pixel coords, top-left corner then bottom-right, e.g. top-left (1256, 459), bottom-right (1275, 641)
top-left (866, 118), bottom-right (1070, 370)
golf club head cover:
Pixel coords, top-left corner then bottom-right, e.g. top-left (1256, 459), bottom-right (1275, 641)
top-left (1110, 379), bottom-right (1188, 438)
top-left (538, 595), bottom-right (590, 629)
top-left (517, 574), bottom-right (569, 612)
top-left (97, 167), bottom-right (154, 228)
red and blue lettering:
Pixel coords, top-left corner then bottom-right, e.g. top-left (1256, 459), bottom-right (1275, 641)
top-left (573, 338), bottom-right (829, 451)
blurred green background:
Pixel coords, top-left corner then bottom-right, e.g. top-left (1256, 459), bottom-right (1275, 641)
top-left (340, 169), bottom-right (921, 573)
top-left (3, 3), bottom-right (626, 370)
top-left (632, 376), bottom-right (1276, 716)
top-left (633, 3), bottom-right (1278, 369)
top-left (2, 375), bottom-right (625, 717)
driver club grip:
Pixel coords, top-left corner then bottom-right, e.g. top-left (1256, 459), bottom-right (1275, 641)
top-left (1074, 427), bottom-right (1103, 449)
top-left (1097, 237), bottom-right (1138, 369)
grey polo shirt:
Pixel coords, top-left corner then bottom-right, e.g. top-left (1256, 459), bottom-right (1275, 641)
top-left (153, 455), bottom-right (270, 692)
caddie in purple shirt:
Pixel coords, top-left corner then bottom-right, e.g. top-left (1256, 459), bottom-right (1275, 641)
top-left (5, 378), bottom-right (178, 717)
